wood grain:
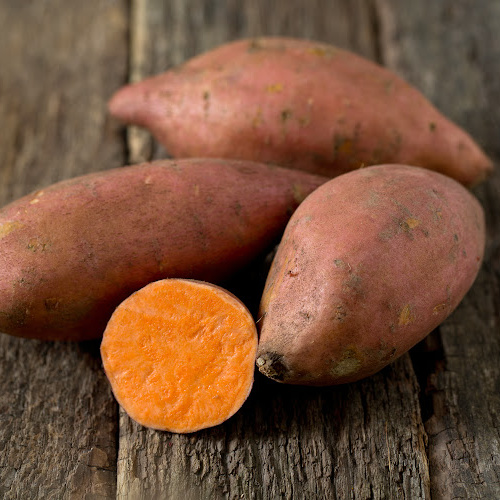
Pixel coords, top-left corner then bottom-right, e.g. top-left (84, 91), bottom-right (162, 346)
top-left (0, 0), bottom-right (128, 498)
top-left (377, 0), bottom-right (500, 497)
top-left (116, 1), bottom-right (430, 498)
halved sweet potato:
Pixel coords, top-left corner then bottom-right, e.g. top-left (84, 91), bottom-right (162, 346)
top-left (101, 279), bottom-right (257, 433)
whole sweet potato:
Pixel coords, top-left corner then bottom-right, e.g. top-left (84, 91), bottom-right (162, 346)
top-left (257, 164), bottom-right (485, 385)
top-left (0, 158), bottom-right (325, 341)
top-left (109, 37), bottom-right (493, 187)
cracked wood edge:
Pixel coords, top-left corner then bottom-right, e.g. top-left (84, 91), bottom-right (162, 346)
top-left (116, 1), bottom-right (430, 499)
top-left (376, 0), bottom-right (500, 497)
top-left (0, 1), bottom-right (128, 498)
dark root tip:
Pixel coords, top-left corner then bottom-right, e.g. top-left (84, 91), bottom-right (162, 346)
top-left (256, 352), bottom-right (289, 382)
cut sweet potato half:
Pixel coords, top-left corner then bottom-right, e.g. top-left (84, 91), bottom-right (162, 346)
top-left (100, 279), bottom-right (257, 433)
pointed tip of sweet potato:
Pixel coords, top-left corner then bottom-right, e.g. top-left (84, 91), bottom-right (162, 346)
top-left (108, 83), bottom-right (142, 124)
top-left (108, 79), bottom-right (168, 129)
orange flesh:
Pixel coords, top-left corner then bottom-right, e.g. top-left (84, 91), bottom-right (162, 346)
top-left (100, 279), bottom-right (257, 433)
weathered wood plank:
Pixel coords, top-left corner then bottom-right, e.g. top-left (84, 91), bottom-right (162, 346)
top-left (0, 1), bottom-right (128, 498)
top-left (116, 1), bottom-right (430, 498)
top-left (376, 0), bottom-right (500, 497)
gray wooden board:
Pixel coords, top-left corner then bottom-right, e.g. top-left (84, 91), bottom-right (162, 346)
top-left (116, 1), bottom-right (430, 499)
top-left (377, 0), bottom-right (500, 497)
top-left (0, 0), bottom-right (128, 498)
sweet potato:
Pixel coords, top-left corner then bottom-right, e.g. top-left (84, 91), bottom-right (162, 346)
top-left (101, 279), bottom-right (257, 433)
top-left (0, 158), bottom-right (325, 341)
top-left (108, 37), bottom-right (493, 187)
top-left (257, 164), bottom-right (485, 385)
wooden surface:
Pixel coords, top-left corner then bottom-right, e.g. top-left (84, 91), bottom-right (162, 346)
top-left (0, 1), bottom-right (498, 499)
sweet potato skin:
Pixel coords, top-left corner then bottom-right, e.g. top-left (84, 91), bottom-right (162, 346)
top-left (257, 164), bottom-right (485, 385)
top-left (109, 37), bottom-right (493, 187)
top-left (0, 158), bottom-right (325, 341)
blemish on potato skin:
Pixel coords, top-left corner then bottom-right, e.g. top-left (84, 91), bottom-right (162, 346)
top-left (381, 346), bottom-right (397, 363)
top-left (400, 217), bottom-right (421, 232)
top-left (247, 39), bottom-right (264, 52)
top-left (1, 306), bottom-right (28, 327)
top-left (307, 46), bottom-right (337, 58)
top-left (384, 79), bottom-right (395, 94)
top-left (30, 190), bottom-right (45, 204)
top-left (332, 134), bottom-right (354, 160)
top-left (266, 83), bottom-right (284, 93)
top-left (0, 221), bottom-right (23, 238)
top-left (27, 238), bottom-right (50, 252)
top-left (280, 109), bottom-right (292, 122)
top-left (44, 298), bottom-right (60, 311)
top-left (398, 304), bottom-right (416, 326)
top-left (202, 90), bottom-right (210, 117)
top-left (433, 303), bottom-right (447, 315)
top-left (332, 304), bottom-right (347, 322)
top-left (233, 201), bottom-right (242, 216)
top-left (364, 190), bottom-right (380, 208)
top-left (430, 206), bottom-right (443, 221)
top-left (342, 273), bottom-right (364, 298)
top-left (291, 183), bottom-right (310, 205)
top-left (299, 310), bottom-right (312, 321)
top-left (252, 107), bottom-right (263, 128)
top-left (330, 347), bottom-right (362, 378)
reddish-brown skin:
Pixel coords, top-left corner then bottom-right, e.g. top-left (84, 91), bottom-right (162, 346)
top-left (0, 158), bottom-right (326, 341)
top-left (257, 164), bottom-right (485, 386)
top-left (108, 37), bottom-right (493, 187)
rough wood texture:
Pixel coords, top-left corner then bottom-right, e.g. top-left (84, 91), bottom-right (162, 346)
top-left (0, 0), bottom-right (128, 498)
top-left (116, 1), bottom-right (430, 499)
top-left (377, 0), bottom-right (500, 498)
